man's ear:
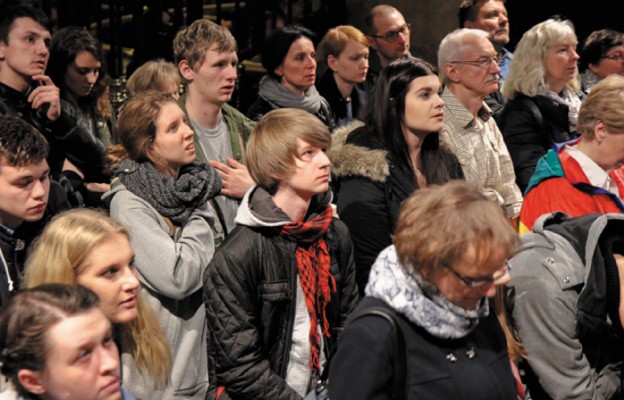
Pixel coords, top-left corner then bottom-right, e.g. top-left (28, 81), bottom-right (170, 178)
top-left (588, 62), bottom-right (601, 75)
top-left (327, 55), bottom-right (339, 72)
top-left (464, 21), bottom-right (474, 29)
top-left (0, 40), bottom-right (7, 61)
top-left (368, 36), bottom-right (378, 51)
top-left (178, 60), bottom-right (194, 82)
top-left (18, 369), bottom-right (46, 396)
top-left (444, 63), bottom-right (460, 84)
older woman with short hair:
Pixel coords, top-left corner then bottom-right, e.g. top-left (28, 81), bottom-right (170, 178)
top-left (519, 74), bottom-right (624, 232)
top-left (246, 25), bottom-right (335, 130)
top-left (328, 180), bottom-right (519, 399)
top-left (499, 18), bottom-right (582, 192)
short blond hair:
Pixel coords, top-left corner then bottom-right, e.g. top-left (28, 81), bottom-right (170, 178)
top-left (394, 180), bottom-right (518, 276)
top-left (318, 25), bottom-right (368, 61)
top-left (173, 19), bottom-right (236, 71)
top-left (126, 59), bottom-right (181, 95)
top-left (246, 108), bottom-right (331, 193)
top-left (577, 74), bottom-right (624, 137)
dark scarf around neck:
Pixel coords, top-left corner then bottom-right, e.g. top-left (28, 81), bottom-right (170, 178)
top-left (115, 159), bottom-right (221, 226)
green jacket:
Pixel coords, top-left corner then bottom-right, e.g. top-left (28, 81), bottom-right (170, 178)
top-left (179, 93), bottom-right (255, 164)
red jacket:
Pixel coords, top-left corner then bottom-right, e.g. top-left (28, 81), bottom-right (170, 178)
top-left (519, 146), bottom-right (624, 233)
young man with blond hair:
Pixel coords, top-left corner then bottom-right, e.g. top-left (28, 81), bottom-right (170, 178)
top-left (173, 19), bottom-right (255, 235)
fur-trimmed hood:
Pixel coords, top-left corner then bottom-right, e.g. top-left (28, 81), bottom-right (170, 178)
top-left (328, 121), bottom-right (389, 182)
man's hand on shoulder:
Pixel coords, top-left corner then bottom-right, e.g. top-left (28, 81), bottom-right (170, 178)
top-left (209, 158), bottom-right (254, 199)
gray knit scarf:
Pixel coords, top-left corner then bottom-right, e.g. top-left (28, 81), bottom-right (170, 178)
top-left (115, 159), bottom-right (221, 226)
top-left (258, 75), bottom-right (323, 114)
top-left (366, 245), bottom-right (489, 339)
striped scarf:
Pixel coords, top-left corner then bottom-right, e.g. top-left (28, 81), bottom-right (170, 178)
top-left (280, 204), bottom-right (335, 372)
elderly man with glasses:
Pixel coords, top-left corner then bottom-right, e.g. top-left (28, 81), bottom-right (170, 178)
top-left (459, 0), bottom-right (512, 120)
top-left (361, 4), bottom-right (412, 92)
top-left (438, 28), bottom-right (523, 225)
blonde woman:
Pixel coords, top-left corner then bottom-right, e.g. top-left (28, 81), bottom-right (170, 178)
top-left (317, 25), bottom-right (369, 126)
top-left (24, 208), bottom-right (172, 399)
top-left (126, 59), bottom-right (182, 99)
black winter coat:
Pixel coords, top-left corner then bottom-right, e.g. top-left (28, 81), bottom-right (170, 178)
top-left (203, 219), bottom-right (359, 400)
top-left (328, 297), bottom-right (517, 400)
top-left (498, 94), bottom-right (578, 193)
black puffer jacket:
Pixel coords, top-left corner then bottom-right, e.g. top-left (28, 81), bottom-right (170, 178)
top-left (498, 94), bottom-right (578, 193)
top-left (203, 188), bottom-right (359, 400)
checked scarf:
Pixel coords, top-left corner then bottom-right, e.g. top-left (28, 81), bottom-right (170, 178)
top-left (280, 204), bottom-right (335, 372)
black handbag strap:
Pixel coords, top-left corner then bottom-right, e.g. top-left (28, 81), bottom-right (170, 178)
top-left (348, 306), bottom-right (407, 400)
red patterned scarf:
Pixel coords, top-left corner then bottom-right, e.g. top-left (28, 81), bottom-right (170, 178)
top-left (280, 204), bottom-right (335, 372)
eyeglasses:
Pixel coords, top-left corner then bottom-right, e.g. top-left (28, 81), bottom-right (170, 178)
top-left (603, 53), bottom-right (624, 62)
top-left (442, 260), bottom-right (511, 288)
top-left (369, 23), bottom-right (411, 42)
top-left (450, 56), bottom-right (501, 69)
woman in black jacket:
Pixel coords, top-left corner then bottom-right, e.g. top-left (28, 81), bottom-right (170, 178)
top-left (328, 181), bottom-right (519, 400)
top-left (329, 58), bottom-right (463, 295)
top-left (246, 25), bottom-right (335, 131)
top-left (499, 18), bottom-right (582, 192)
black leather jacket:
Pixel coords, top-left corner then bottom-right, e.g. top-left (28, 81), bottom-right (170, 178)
top-left (0, 82), bottom-right (107, 182)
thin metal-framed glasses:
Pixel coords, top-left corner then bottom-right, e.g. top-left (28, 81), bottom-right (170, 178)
top-left (442, 260), bottom-right (511, 288)
top-left (369, 23), bottom-right (411, 42)
top-left (603, 53), bottom-right (624, 62)
top-left (450, 56), bottom-right (501, 69)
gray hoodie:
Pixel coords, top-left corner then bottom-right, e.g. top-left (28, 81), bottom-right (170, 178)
top-left (103, 183), bottom-right (217, 400)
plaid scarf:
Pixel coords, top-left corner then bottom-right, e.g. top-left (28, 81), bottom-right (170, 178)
top-left (280, 204), bottom-right (335, 372)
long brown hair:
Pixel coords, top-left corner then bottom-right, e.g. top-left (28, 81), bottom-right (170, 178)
top-left (115, 90), bottom-right (180, 177)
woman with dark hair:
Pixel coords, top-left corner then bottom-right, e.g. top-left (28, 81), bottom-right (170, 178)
top-left (0, 283), bottom-right (133, 400)
top-left (102, 90), bottom-right (221, 399)
top-left (246, 25), bottom-right (335, 130)
top-left (47, 26), bottom-right (114, 205)
top-left (329, 58), bottom-right (463, 294)
top-left (579, 28), bottom-right (624, 94)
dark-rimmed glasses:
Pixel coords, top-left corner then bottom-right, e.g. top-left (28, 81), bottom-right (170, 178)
top-left (442, 260), bottom-right (511, 288)
top-left (603, 53), bottom-right (624, 62)
top-left (369, 23), bottom-right (411, 42)
top-left (450, 56), bottom-right (501, 69)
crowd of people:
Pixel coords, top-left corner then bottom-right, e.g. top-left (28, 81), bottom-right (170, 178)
top-left (1, 0), bottom-right (624, 399)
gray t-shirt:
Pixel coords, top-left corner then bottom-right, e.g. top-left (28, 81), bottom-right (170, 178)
top-left (190, 117), bottom-right (239, 235)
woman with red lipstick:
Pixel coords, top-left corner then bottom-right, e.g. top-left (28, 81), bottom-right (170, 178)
top-left (317, 25), bottom-right (369, 127)
top-left (23, 208), bottom-right (171, 399)
top-left (103, 90), bottom-right (221, 400)
top-left (246, 25), bottom-right (335, 131)
top-left (499, 18), bottom-right (582, 193)
top-left (0, 284), bottom-right (134, 400)
top-left (47, 26), bottom-right (114, 206)
top-left (203, 108), bottom-right (358, 400)
top-left (329, 58), bottom-right (463, 295)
